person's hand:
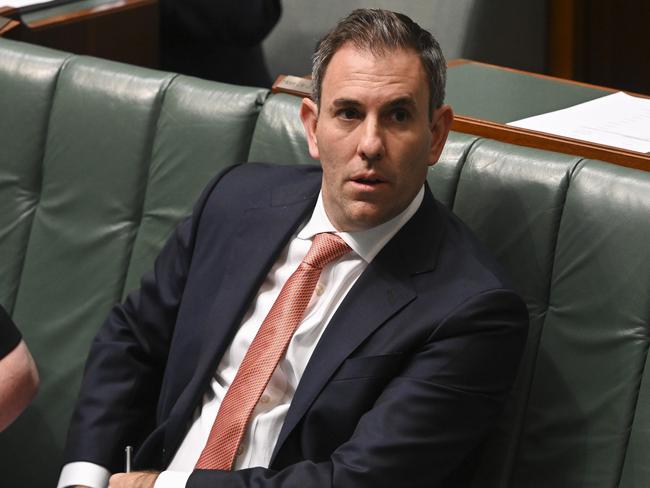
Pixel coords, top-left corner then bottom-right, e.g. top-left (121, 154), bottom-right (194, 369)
top-left (108, 471), bottom-right (160, 488)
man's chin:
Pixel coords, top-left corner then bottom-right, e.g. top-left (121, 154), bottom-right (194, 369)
top-left (324, 194), bottom-right (400, 231)
top-left (337, 206), bottom-right (395, 232)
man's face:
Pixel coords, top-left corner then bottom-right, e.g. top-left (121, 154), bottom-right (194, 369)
top-left (300, 44), bottom-right (452, 232)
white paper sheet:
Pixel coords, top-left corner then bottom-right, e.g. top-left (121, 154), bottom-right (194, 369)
top-left (508, 91), bottom-right (650, 153)
top-left (2, 0), bottom-right (54, 8)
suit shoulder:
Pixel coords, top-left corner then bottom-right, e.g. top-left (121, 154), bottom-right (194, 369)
top-left (197, 162), bottom-right (321, 215)
top-left (220, 162), bottom-right (322, 188)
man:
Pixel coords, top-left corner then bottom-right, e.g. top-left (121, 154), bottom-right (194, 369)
top-left (0, 305), bottom-right (39, 431)
top-left (59, 9), bottom-right (528, 488)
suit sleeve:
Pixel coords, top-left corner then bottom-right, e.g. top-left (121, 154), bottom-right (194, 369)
top-left (187, 288), bottom-right (529, 488)
top-left (62, 166), bottom-right (239, 473)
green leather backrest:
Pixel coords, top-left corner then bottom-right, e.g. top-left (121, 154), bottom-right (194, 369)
top-left (0, 39), bottom-right (267, 485)
top-left (0, 41), bottom-right (70, 312)
top-left (455, 140), bottom-right (581, 488)
top-left (452, 148), bottom-right (650, 488)
top-left (247, 92), bottom-right (313, 164)
top-left (122, 76), bottom-right (268, 295)
top-left (427, 131), bottom-right (478, 208)
top-left (9, 54), bottom-right (172, 484)
top-left (511, 161), bottom-right (650, 488)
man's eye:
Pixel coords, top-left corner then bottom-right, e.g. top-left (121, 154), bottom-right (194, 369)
top-left (337, 108), bottom-right (359, 120)
top-left (391, 109), bottom-right (410, 123)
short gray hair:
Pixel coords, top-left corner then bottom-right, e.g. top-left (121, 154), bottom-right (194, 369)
top-left (312, 9), bottom-right (446, 114)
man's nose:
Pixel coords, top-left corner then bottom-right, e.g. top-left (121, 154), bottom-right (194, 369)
top-left (357, 118), bottom-right (384, 163)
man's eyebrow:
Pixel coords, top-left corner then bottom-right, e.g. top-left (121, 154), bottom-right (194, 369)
top-left (385, 97), bottom-right (417, 110)
top-left (331, 98), bottom-right (362, 108)
top-left (329, 97), bottom-right (418, 110)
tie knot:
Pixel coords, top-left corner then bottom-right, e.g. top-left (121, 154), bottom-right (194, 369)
top-left (303, 233), bottom-right (351, 269)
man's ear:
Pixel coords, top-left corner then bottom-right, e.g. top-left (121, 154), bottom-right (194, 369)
top-left (300, 97), bottom-right (320, 160)
top-left (428, 104), bottom-right (454, 166)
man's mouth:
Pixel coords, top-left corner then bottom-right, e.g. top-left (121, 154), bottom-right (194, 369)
top-left (351, 173), bottom-right (386, 186)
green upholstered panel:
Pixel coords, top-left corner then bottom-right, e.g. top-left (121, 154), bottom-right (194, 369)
top-left (447, 63), bottom-right (610, 124)
top-left (247, 93), bottom-right (313, 165)
top-left (620, 336), bottom-right (650, 487)
top-left (453, 140), bottom-right (581, 488)
top-left (121, 77), bottom-right (268, 295)
top-left (609, 165), bottom-right (650, 488)
top-left (4, 56), bottom-right (172, 486)
top-left (455, 140), bottom-right (579, 310)
top-left (512, 161), bottom-right (650, 488)
top-left (427, 131), bottom-right (477, 208)
top-left (0, 40), bottom-right (69, 311)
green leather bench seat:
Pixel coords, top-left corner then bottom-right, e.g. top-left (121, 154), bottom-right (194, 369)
top-left (248, 92), bottom-right (313, 165)
top-left (1, 38), bottom-right (649, 488)
top-left (0, 40), bottom-right (267, 484)
top-left (457, 141), bottom-right (581, 487)
top-left (121, 76), bottom-right (268, 294)
top-left (513, 160), bottom-right (650, 487)
top-left (0, 41), bottom-right (70, 312)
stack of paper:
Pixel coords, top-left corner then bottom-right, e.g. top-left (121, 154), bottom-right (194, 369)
top-left (508, 92), bottom-right (650, 153)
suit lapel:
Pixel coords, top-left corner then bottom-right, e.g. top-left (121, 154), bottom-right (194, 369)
top-left (163, 171), bottom-right (321, 460)
top-left (272, 187), bottom-right (444, 461)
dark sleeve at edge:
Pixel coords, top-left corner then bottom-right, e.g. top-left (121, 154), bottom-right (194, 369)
top-left (0, 305), bottom-right (22, 359)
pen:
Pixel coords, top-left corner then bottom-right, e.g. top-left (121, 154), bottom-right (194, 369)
top-left (125, 445), bottom-right (133, 473)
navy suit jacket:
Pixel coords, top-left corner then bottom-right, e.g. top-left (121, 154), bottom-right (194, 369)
top-left (64, 163), bottom-right (528, 487)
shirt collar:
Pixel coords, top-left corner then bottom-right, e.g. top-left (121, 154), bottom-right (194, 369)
top-left (297, 186), bottom-right (425, 263)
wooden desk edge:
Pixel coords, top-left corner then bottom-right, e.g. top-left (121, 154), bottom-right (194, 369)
top-left (23, 0), bottom-right (155, 29)
top-left (453, 115), bottom-right (650, 172)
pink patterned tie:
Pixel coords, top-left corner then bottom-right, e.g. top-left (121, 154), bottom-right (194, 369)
top-left (195, 232), bottom-right (351, 470)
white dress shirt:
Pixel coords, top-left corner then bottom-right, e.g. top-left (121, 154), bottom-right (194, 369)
top-left (58, 187), bottom-right (424, 488)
